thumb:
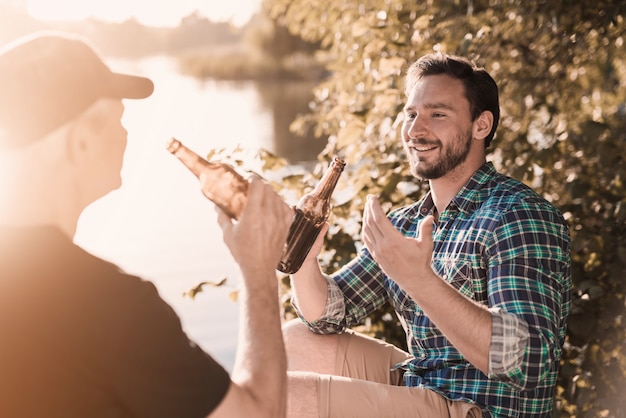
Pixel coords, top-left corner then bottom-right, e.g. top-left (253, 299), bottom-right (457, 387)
top-left (418, 215), bottom-right (435, 244)
top-left (215, 206), bottom-right (234, 238)
top-left (307, 222), bottom-right (329, 260)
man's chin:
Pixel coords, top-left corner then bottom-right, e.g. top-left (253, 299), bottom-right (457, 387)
top-left (412, 165), bottom-right (440, 181)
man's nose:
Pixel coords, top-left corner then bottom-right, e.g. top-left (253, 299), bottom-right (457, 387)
top-left (407, 114), bottom-right (427, 140)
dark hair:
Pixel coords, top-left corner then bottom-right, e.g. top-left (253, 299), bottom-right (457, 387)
top-left (405, 52), bottom-right (500, 148)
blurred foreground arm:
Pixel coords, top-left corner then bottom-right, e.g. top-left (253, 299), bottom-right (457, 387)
top-left (209, 176), bottom-right (294, 418)
top-left (289, 222), bottom-right (331, 322)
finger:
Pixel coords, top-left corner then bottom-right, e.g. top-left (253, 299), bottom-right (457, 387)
top-left (363, 196), bottom-right (384, 250)
top-left (362, 227), bottom-right (375, 253)
top-left (318, 221), bottom-right (329, 237)
top-left (305, 220), bottom-right (329, 261)
top-left (243, 171), bottom-right (262, 182)
top-left (418, 215), bottom-right (435, 243)
top-left (362, 198), bottom-right (375, 246)
top-left (215, 206), bottom-right (234, 249)
top-left (268, 189), bottom-right (296, 241)
top-left (363, 195), bottom-right (380, 227)
top-left (364, 195), bottom-right (391, 238)
top-left (369, 195), bottom-right (398, 233)
top-left (236, 176), bottom-right (267, 223)
top-left (250, 180), bottom-right (294, 242)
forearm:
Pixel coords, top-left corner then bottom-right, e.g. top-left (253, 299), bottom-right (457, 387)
top-left (290, 258), bottom-right (329, 322)
top-left (231, 269), bottom-right (286, 417)
top-left (406, 270), bottom-right (492, 374)
top-left (210, 177), bottom-right (294, 417)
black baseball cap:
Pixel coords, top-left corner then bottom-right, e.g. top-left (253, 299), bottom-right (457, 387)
top-left (0, 31), bottom-right (154, 150)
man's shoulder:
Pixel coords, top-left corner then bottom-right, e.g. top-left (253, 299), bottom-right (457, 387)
top-left (484, 171), bottom-right (563, 215)
top-left (472, 172), bottom-right (571, 254)
top-left (0, 225), bottom-right (148, 297)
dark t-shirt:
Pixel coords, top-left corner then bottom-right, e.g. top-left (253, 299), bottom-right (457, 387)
top-left (0, 226), bottom-right (231, 418)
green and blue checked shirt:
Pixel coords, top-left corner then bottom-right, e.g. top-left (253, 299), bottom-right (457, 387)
top-left (297, 162), bottom-right (571, 418)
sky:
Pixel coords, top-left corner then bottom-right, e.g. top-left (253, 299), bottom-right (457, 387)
top-left (26, 0), bottom-right (262, 27)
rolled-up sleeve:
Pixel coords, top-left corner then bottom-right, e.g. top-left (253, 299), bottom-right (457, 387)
top-left (486, 201), bottom-right (571, 391)
top-left (488, 308), bottom-right (529, 376)
top-left (292, 275), bottom-right (347, 334)
top-left (293, 246), bottom-right (390, 334)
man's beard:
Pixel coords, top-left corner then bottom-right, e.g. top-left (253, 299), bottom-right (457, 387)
top-left (410, 128), bottom-right (473, 180)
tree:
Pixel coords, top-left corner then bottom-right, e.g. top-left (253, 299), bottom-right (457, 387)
top-left (243, 12), bottom-right (319, 62)
top-left (264, 0), bottom-right (626, 416)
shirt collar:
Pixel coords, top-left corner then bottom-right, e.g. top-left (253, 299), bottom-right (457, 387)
top-left (417, 162), bottom-right (497, 218)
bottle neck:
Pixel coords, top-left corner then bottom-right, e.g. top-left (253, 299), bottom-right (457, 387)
top-left (310, 158), bottom-right (345, 200)
top-left (167, 138), bottom-right (212, 179)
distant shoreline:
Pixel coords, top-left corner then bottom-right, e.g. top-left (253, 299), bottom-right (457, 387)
top-left (176, 46), bottom-right (327, 82)
top-left (0, 6), bottom-right (327, 83)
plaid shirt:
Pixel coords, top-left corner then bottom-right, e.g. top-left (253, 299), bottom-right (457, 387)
top-left (296, 162), bottom-right (571, 418)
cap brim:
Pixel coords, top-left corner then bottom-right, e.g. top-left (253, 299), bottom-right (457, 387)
top-left (106, 72), bottom-right (154, 99)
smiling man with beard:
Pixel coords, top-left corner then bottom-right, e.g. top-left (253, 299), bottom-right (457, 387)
top-left (282, 53), bottom-right (572, 418)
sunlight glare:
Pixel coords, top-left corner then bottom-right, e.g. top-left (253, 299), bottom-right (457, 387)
top-left (27, 0), bottom-right (95, 22)
top-left (27, 0), bottom-right (261, 27)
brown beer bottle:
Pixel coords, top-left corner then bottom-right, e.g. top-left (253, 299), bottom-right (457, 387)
top-left (166, 138), bottom-right (248, 220)
top-left (277, 157), bottom-right (346, 274)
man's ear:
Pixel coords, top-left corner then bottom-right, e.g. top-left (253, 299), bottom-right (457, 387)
top-left (473, 110), bottom-right (494, 141)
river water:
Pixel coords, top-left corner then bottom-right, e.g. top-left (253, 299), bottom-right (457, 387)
top-left (74, 55), bottom-right (324, 370)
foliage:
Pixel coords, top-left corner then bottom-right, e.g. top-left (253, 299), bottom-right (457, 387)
top-left (176, 13), bottom-right (326, 81)
top-left (243, 13), bottom-right (320, 62)
top-left (263, 0), bottom-right (626, 416)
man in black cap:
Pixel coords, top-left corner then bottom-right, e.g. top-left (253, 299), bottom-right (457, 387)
top-left (0, 31), bottom-right (293, 418)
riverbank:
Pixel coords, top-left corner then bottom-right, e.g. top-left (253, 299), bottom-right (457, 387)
top-left (175, 44), bottom-right (328, 81)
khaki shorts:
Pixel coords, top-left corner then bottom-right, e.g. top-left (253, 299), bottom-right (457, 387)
top-left (317, 329), bottom-right (483, 418)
